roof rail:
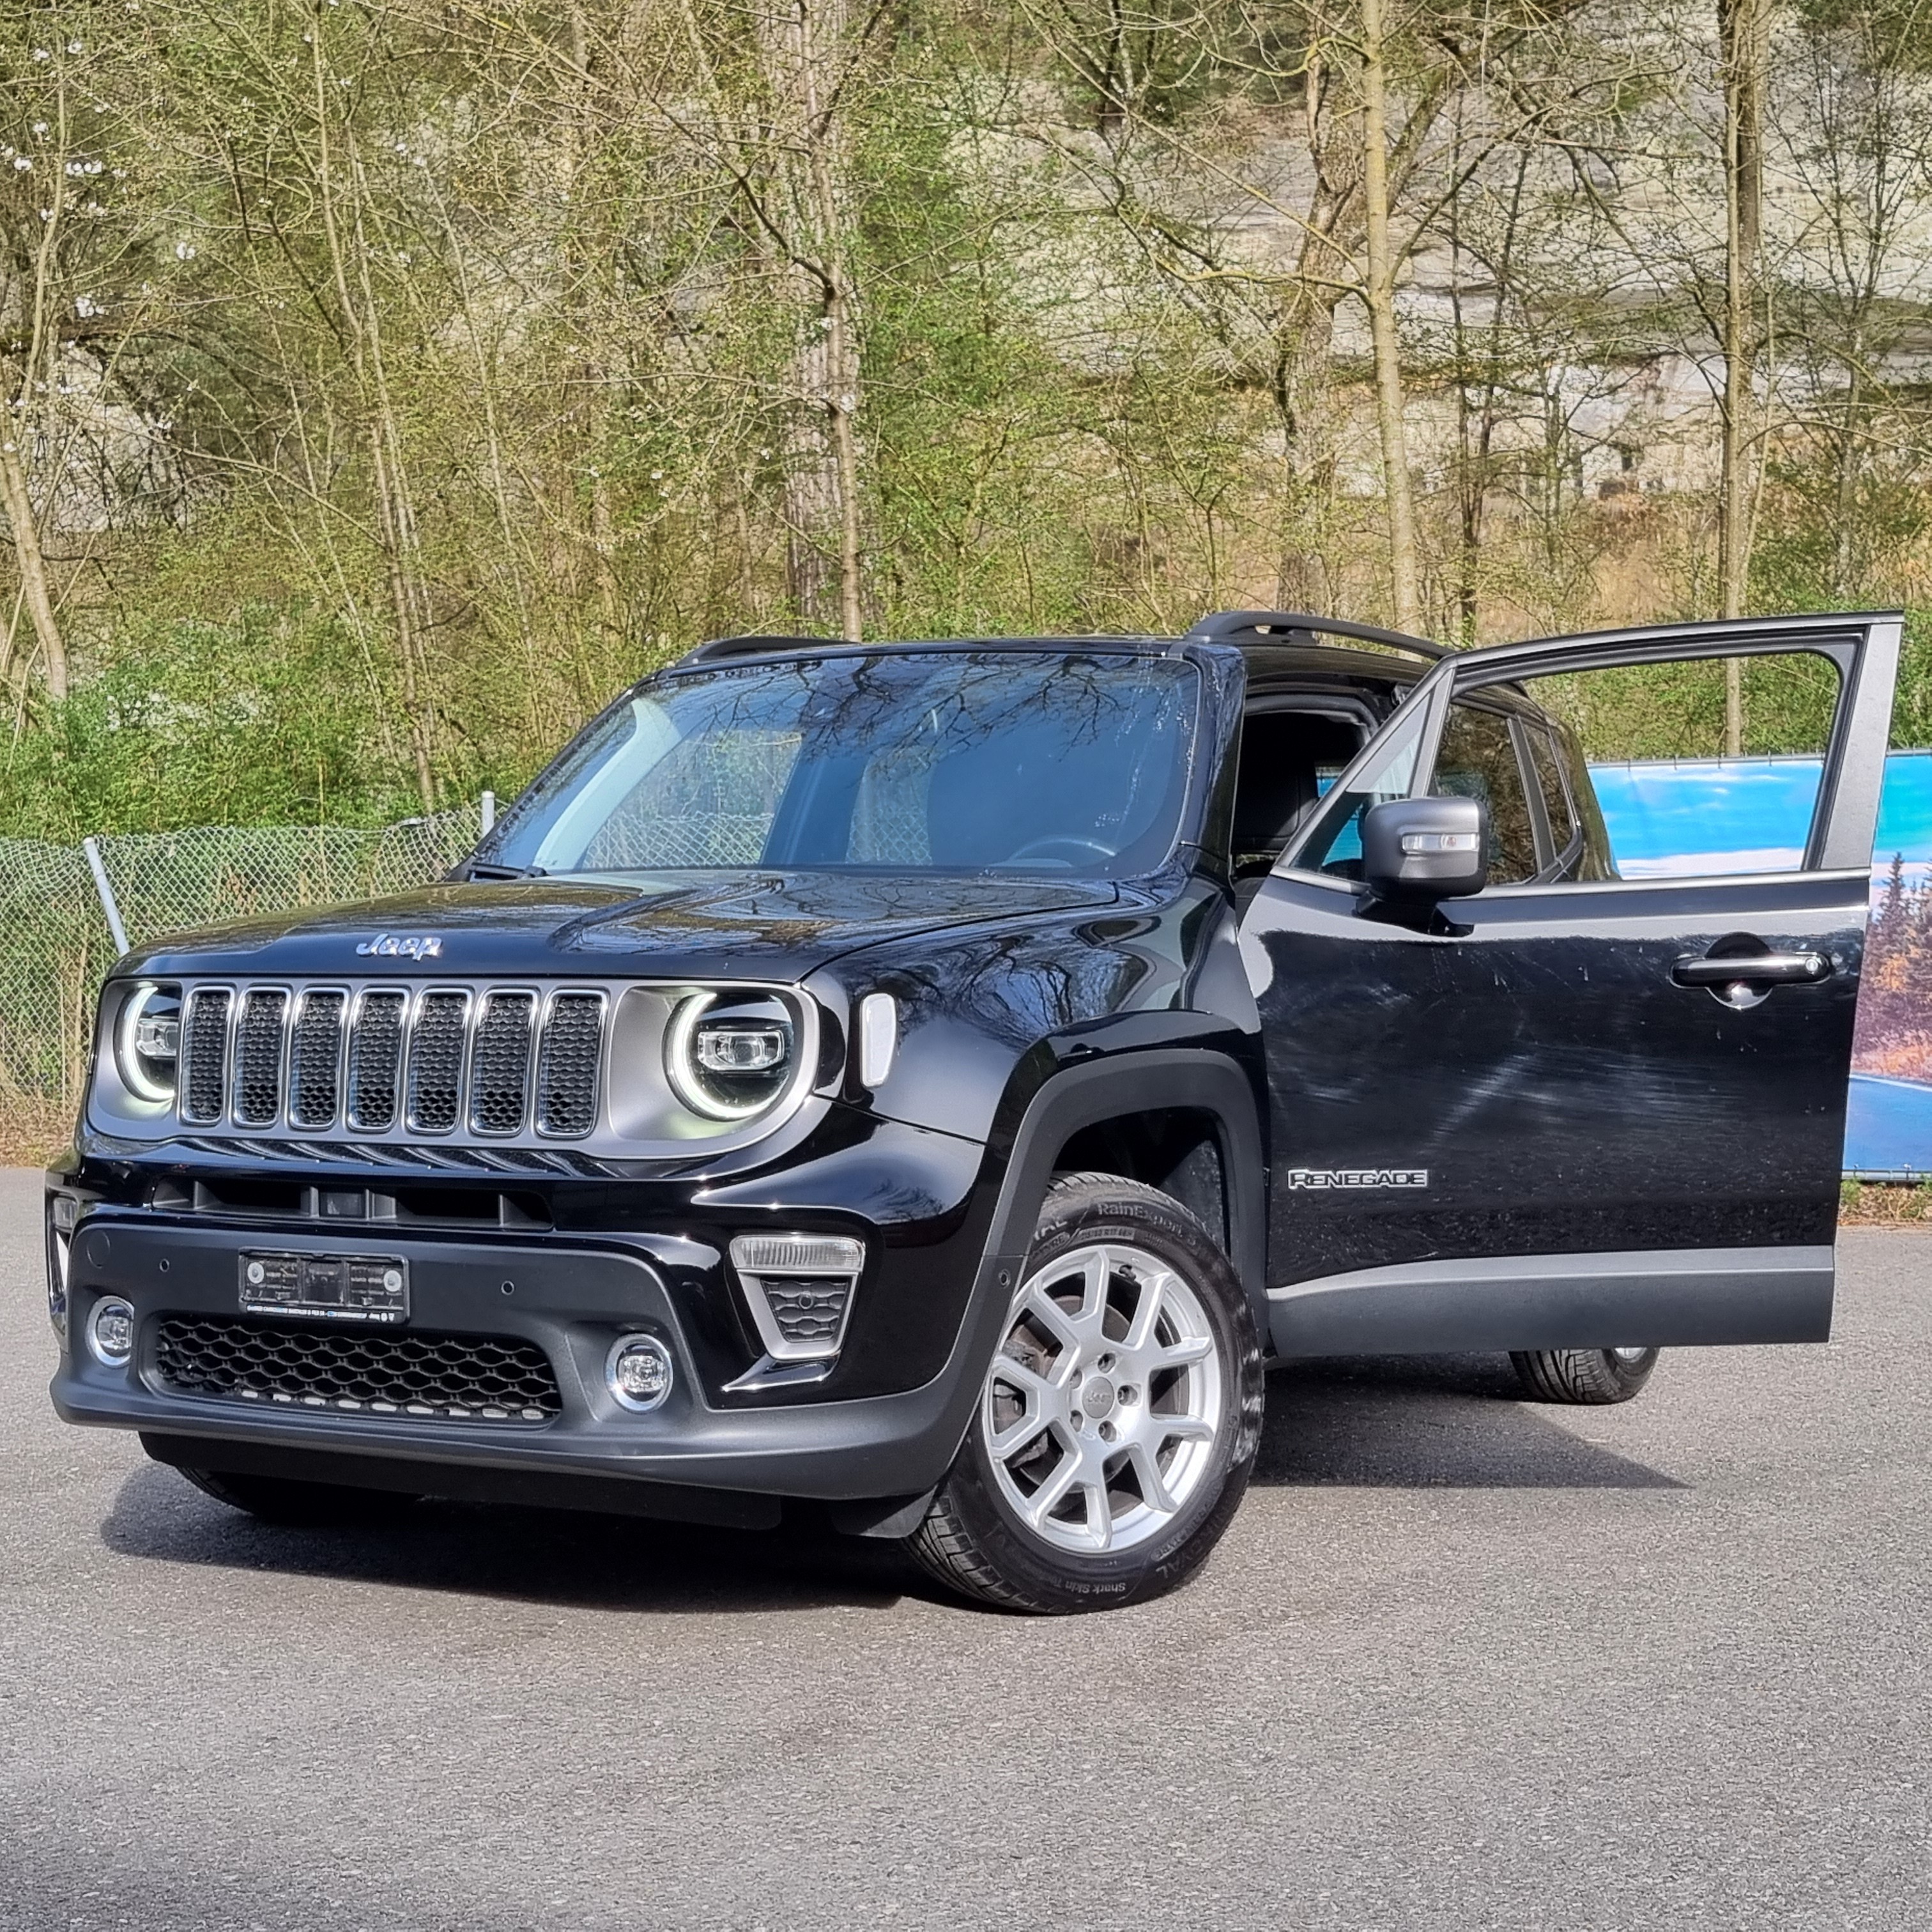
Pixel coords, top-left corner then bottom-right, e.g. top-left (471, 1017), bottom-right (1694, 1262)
top-left (1184, 608), bottom-right (1449, 662)
top-left (682, 632), bottom-right (853, 665)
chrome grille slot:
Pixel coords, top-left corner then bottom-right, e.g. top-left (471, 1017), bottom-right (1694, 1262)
top-left (288, 990), bottom-right (346, 1128)
top-left (179, 988), bottom-right (231, 1126)
top-left (537, 992), bottom-right (604, 1137)
top-left (232, 989), bottom-right (288, 1126)
top-left (406, 990), bottom-right (470, 1133)
top-left (348, 989), bottom-right (406, 1131)
top-left (468, 991), bottom-right (535, 1135)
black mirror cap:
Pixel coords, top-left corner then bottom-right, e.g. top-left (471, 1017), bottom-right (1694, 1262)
top-left (1362, 795), bottom-right (1489, 900)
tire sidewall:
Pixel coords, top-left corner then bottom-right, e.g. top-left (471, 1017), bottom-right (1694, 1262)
top-left (938, 1178), bottom-right (1264, 1612)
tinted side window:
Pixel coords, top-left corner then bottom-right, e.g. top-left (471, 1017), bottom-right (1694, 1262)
top-left (1517, 648), bottom-right (1842, 878)
top-left (1524, 725), bottom-right (1577, 854)
top-left (1546, 720), bottom-right (1618, 880)
top-left (1433, 703), bottom-right (1538, 884)
top-left (1293, 709), bottom-right (1426, 879)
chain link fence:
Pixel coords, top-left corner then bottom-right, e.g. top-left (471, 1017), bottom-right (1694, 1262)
top-left (0, 804), bottom-right (485, 1158)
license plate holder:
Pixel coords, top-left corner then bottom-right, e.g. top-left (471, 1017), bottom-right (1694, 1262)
top-left (240, 1251), bottom-right (410, 1324)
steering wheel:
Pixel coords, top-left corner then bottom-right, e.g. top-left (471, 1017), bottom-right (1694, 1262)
top-left (1004, 835), bottom-right (1116, 868)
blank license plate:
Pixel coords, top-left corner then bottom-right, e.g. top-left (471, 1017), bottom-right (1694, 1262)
top-left (240, 1252), bottom-right (409, 1324)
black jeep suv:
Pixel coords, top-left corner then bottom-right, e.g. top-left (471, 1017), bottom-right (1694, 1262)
top-left (48, 608), bottom-right (1901, 1611)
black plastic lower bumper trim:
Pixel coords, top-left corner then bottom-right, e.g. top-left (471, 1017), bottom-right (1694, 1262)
top-left (139, 1430), bottom-right (783, 1529)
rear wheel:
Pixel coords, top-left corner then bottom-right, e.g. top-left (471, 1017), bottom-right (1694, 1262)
top-left (165, 1462), bottom-right (420, 1526)
top-left (1511, 1346), bottom-right (1659, 1405)
top-left (910, 1173), bottom-right (1264, 1614)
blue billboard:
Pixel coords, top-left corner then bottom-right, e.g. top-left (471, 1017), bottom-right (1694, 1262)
top-left (1591, 751), bottom-right (1932, 1178)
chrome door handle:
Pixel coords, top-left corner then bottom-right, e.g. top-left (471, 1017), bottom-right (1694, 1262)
top-left (1671, 951), bottom-right (1832, 988)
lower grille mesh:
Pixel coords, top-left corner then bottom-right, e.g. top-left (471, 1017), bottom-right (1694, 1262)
top-left (153, 1315), bottom-right (560, 1423)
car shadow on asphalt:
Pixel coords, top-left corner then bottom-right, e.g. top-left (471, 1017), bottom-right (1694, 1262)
top-left (1256, 1353), bottom-right (1685, 1489)
top-left (101, 1461), bottom-right (935, 1613)
top-left (99, 1353), bottom-right (1678, 1612)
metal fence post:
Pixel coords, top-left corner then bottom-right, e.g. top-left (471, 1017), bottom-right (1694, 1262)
top-left (82, 836), bottom-right (130, 956)
top-left (480, 789), bottom-right (496, 834)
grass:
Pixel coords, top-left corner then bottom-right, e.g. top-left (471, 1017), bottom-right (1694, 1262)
top-left (1839, 1179), bottom-right (1932, 1225)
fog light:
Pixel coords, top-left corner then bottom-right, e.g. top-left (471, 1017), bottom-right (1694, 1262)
top-left (87, 1296), bottom-right (136, 1368)
top-left (606, 1333), bottom-right (673, 1412)
top-left (50, 1194), bottom-right (79, 1232)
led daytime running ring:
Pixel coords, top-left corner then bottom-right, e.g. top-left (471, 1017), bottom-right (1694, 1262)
top-left (116, 981), bottom-right (179, 1103)
top-left (665, 990), bottom-right (789, 1121)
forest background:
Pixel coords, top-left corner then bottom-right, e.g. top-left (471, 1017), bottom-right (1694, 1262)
top-left (4, 0), bottom-right (1932, 836)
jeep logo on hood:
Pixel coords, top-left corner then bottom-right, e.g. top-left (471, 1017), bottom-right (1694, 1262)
top-left (355, 932), bottom-right (444, 960)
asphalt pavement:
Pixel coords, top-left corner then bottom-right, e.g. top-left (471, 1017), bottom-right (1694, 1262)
top-left (3, 1165), bottom-right (1929, 1931)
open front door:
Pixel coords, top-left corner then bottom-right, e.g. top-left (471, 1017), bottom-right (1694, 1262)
top-left (1238, 612), bottom-right (1901, 1356)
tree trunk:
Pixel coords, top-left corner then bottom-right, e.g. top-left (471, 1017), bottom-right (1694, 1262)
top-left (0, 408), bottom-right (68, 698)
top-left (1271, 27), bottom-right (1457, 616)
top-left (312, 22), bottom-right (436, 812)
top-left (763, 0), bottom-right (864, 640)
top-left (1832, 358), bottom-right (1862, 602)
top-left (1360, 0), bottom-right (1422, 636)
top-left (1719, 0), bottom-right (1771, 753)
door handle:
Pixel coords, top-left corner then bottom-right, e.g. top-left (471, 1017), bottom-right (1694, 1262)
top-left (1671, 950), bottom-right (1832, 989)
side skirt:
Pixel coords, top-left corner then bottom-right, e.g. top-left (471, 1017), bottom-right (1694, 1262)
top-left (1265, 1245), bottom-right (1835, 1356)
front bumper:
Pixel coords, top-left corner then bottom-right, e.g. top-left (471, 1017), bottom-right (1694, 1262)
top-left (48, 1116), bottom-right (1021, 1516)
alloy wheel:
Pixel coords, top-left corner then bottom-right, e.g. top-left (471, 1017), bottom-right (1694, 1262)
top-left (980, 1241), bottom-right (1223, 1554)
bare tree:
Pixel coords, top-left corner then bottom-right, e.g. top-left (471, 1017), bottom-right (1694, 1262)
top-left (1719, 0), bottom-right (1772, 750)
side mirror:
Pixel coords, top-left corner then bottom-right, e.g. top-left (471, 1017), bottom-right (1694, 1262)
top-left (1362, 795), bottom-right (1489, 901)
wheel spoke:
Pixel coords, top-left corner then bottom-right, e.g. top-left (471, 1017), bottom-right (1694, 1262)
top-left (986, 1407), bottom-right (1050, 1460)
top-left (1153, 1413), bottom-right (1214, 1444)
top-left (988, 1353), bottom-right (1055, 1406)
top-left (1121, 1264), bottom-right (1178, 1353)
top-left (1070, 1246), bottom-right (1113, 1343)
top-left (1023, 1446), bottom-right (1084, 1529)
top-left (1016, 1282), bottom-right (1084, 1358)
top-left (1153, 1333), bottom-right (1213, 1370)
top-left (1123, 1439), bottom-right (1177, 1515)
top-left (1082, 1466), bottom-right (1114, 1549)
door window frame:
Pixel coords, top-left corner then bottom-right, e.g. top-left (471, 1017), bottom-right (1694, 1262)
top-left (1274, 616), bottom-right (1901, 891)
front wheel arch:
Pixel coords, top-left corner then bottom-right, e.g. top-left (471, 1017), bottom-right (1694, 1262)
top-left (985, 1048), bottom-right (1268, 1324)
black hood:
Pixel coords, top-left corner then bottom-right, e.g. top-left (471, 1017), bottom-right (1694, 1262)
top-left (125, 870), bottom-right (1121, 983)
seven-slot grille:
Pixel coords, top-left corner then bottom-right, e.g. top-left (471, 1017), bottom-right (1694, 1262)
top-left (176, 983), bottom-right (606, 1139)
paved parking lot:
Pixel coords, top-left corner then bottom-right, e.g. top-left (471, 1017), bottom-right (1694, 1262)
top-left (3, 1167), bottom-right (1929, 1931)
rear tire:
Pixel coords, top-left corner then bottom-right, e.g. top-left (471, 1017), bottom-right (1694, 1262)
top-left (910, 1172), bottom-right (1264, 1614)
top-left (1511, 1347), bottom-right (1659, 1405)
top-left (167, 1462), bottom-right (421, 1526)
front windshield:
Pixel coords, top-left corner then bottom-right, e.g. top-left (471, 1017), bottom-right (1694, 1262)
top-left (485, 650), bottom-right (1201, 879)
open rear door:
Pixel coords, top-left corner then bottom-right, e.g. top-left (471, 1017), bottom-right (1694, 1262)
top-left (1238, 612), bottom-right (1901, 1356)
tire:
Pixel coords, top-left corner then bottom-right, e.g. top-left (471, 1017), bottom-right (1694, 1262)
top-left (910, 1172), bottom-right (1264, 1614)
top-left (167, 1462), bottom-right (422, 1527)
top-left (1510, 1346), bottom-right (1659, 1405)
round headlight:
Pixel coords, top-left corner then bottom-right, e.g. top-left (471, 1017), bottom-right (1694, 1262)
top-left (665, 990), bottom-right (795, 1121)
top-left (115, 981), bottom-right (182, 1104)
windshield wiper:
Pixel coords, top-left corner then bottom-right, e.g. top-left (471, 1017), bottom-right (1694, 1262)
top-left (464, 861), bottom-right (546, 881)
